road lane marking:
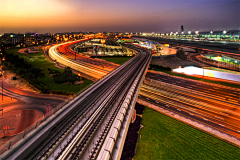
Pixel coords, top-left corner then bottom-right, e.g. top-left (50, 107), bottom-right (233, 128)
top-left (215, 116), bottom-right (224, 120)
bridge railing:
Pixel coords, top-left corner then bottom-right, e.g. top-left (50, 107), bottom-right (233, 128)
top-left (97, 49), bottom-right (152, 160)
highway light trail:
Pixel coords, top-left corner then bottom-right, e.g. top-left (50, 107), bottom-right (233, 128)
top-left (58, 41), bottom-right (118, 72)
top-left (49, 40), bottom-right (110, 80)
top-left (140, 74), bottom-right (240, 145)
top-left (1, 40), bottom-right (151, 160)
top-left (49, 39), bottom-right (240, 146)
top-left (140, 85), bottom-right (240, 135)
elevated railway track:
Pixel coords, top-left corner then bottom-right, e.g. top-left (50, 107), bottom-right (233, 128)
top-left (1, 40), bottom-right (151, 160)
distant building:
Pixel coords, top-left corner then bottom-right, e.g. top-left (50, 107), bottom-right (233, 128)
top-left (0, 33), bottom-right (21, 48)
top-left (181, 25), bottom-right (184, 33)
top-left (0, 32), bottom-right (52, 48)
top-left (24, 32), bottom-right (37, 46)
top-left (152, 29), bottom-right (240, 41)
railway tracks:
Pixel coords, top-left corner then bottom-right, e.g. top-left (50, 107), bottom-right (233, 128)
top-left (1, 42), bottom-right (151, 160)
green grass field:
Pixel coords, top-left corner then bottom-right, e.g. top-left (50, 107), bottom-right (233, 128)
top-left (151, 67), bottom-right (240, 89)
top-left (135, 107), bottom-right (240, 160)
top-left (6, 48), bottom-right (93, 94)
top-left (100, 57), bottom-right (132, 65)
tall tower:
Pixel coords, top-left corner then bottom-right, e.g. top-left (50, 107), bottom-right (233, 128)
top-left (181, 25), bottom-right (184, 32)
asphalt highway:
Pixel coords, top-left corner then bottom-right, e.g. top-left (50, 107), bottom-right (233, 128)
top-left (0, 77), bottom-right (67, 154)
top-left (1, 79), bottom-right (66, 115)
top-left (1, 42), bottom-right (151, 160)
top-left (146, 72), bottom-right (240, 103)
top-left (141, 83), bottom-right (240, 134)
top-left (138, 94), bottom-right (240, 139)
top-left (141, 71), bottom-right (240, 142)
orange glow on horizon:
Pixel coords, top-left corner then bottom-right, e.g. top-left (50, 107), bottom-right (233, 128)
top-left (0, 0), bottom-right (73, 28)
top-left (0, 0), bottom-right (143, 32)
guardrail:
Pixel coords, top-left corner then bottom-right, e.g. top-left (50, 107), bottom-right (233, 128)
top-left (97, 49), bottom-right (151, 160)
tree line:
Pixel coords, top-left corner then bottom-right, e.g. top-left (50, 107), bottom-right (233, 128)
top-left (49, 66), bottom-right (81, 84)
top-left (1, 50), bottom-right (48, 93)
top-left (1, 49), bottom-right (80, 95)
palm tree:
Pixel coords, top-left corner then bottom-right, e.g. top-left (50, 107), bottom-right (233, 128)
top-left (30, 68), bottom-right (45, 83)
top-left (63, 66), bottom-right (72, 76)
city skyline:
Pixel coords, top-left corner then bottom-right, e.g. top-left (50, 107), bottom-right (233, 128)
top-left (0, 0), bottom-right (239, 34)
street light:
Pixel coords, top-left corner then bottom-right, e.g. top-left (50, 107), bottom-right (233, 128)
top-left (78, 73), bottom-right (82, 92)
top-left (0, 70), bottom-right (4, 101)
top-left (1, 56), bottom-right (5, 101)
top-left (216, 55), bottom-right (221, 68)
top-left (0, 69), bottom-right (3, 118)
top-left (100, 39), bottom-right (106, 56)
top-left (75, 50), bottom-right (77, 60)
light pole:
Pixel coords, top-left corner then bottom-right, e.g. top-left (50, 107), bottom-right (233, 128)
top-left (217, 55), bottom-right (221, 68)
top-left (1, 56), bottom-right (5, 101)
top-left (100, 39), bottom-right (106, 56)
top-left (78, 73), bottom-right (82, 92)
top-left (0, 70), bottom-right (4, 101)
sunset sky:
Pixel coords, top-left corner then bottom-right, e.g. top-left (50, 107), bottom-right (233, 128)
top-left (0, 0), bottom-right (239, 34)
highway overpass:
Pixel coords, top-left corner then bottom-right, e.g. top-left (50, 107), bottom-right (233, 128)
top-left (1, 40), bottom-right (151, 160)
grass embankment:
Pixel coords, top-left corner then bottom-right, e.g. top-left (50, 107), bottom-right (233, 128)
top-left (135, 107), bottom-right (240, 160)
top-left (150, 65), bottom-right (240, 89)
top-left (100, 57), bottom-right (132, 65)
top-left (6, 48), bottom-right (93, 94)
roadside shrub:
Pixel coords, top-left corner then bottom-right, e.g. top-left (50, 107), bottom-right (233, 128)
top-left (19, 69), bottom-right (26, 76)
top-left (52, 66), bottom-right (79, 84)
top-left (149, 64), bottom-right (171, 71)
top-left (66, 76), bottom-right (77, 84)
top-left (49, 69), bottom-right (60, 74)
top-left (135, 103), bottom-right (144, 114)
top-left (121, 116), bottom-right (142, 160)
top-left (54, 76), bottom-right (66, 83)
top-left (121, 103), bottom-right (145, 160)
